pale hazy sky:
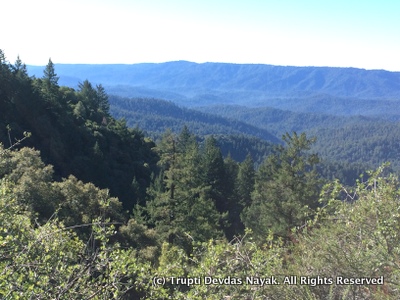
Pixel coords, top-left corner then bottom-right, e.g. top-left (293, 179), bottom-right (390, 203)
top-left (2, 0), bottom-right (400, 71)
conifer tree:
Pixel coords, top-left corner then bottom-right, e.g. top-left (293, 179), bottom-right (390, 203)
top-left (95, 84), bottom-right (110, 115)
top-left (42, 58), bottom-right (59, 87)
top-left (78, 80), bottom-right (97, 107)
top-left (147, 129), bottom-right (223, 246)
top-left (242, 132), bottom-right (322, 241)
top-left (12, 56), bottom-right (28, 78)
top-left (38, 58), bottom-right (62, 109)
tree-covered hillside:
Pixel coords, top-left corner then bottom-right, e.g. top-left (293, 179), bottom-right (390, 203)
top-left (195, 104), bottom-right (400, 172)
top-left (105, 96), bottom-right (389, 182)
top-left (108, 96), bottom-right (280, 143)
top-left (0, 54), bottom-right (157, 212)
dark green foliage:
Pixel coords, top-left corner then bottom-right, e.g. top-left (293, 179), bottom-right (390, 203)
top-left (42, 58), bottom-right (59, 86)
top-left (0, 55), bottom-right (158, 212)
top-left (146, 129), bottom-right (224, 247)
top-left (242, 132), bottom-right (323, 241)
top-left (144, 129), bottom-right (257, 241)
top-left (37, 59), bottom-right (64, 110)
top-left (78, 80), bottom-right (110, 119)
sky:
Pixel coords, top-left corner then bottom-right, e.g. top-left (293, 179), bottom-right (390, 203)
top-left (2, 0), bottom-right (400, 71)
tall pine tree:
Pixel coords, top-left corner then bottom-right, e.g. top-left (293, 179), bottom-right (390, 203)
top-left (242, 132), bottom-right (323, 242)
top-left (42, 58), bottom-right (59, 86)
top-left (147, 129), bottom-right (223, 248)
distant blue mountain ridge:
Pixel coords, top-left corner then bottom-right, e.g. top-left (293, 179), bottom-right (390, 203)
top-left (27, 61), bottom-right (400, 115)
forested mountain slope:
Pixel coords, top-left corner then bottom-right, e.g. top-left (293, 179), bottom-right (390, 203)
top-left (27, 62), bottom-right (400, 114)
top-left (1, 58), bottom-right (157, 211)
top-left (196, 104), bottom-right (400, 171)
top-left (109, 96), bottom-right (279, 144)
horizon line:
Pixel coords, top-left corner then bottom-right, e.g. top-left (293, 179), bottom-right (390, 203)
top-left (25, 61), bottom-right (397, 72)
